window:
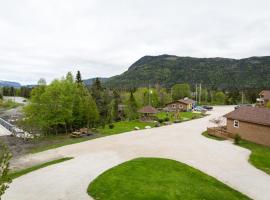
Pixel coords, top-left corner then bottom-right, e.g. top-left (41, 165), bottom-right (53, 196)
top-left (234, 120), bottom-right (239, 128)
top-left (172, 104), bottom-right (176, 108)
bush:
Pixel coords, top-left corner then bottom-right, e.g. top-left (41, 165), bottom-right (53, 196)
top-left (158, 119), bottom-right (164, 123)
top-left (0, 142), bottom-right (12, 198)
top-left (109, 124), bottom-right (114, 129)
top-left (234, 134), bottom-right (241, 145)
top-left (164, 117), bottom-right (170, 122)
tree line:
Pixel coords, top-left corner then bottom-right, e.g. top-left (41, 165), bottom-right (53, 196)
top-left (20, 71), bottom-right (262, 135)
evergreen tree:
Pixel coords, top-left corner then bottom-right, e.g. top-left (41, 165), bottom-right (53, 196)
top-left (126, 92), bottom-right (138, 120)
top-left (112, 90), bottom-right (120, 121)
top-left (76, 70), bottom-right (83, 84)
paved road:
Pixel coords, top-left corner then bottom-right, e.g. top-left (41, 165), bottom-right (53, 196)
top-left (3, 106), bottom-right (270, 200)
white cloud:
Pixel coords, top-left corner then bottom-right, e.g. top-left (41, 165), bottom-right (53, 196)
top-left (0, 0), bottom-right (270, 84)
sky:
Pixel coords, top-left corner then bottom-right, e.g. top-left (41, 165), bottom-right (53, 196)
top-left (0, 0), bottom-right (270, 85)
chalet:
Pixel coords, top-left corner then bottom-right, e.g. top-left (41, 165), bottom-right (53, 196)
top-left (164, 98), bottom-right (195, 112)
top-left (257, 90), bottom-right (270, 107)
top-left (224, 106), bottom-right (270, 147)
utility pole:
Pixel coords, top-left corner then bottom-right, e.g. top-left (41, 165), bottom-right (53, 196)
top-left (148, 84), bottom-right (151, 106)
top-left (199, 83), bottom-right (202, 104)
top-left (242, 90), bottom-right (244, 104)
top-left (195, 83), bottom-right (198, 102)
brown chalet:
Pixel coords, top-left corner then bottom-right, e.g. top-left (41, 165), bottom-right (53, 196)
top-left (257, 90), bottom-right (270, 107)
top-left (224, 106), bottom-right (270, 146)
top-left (164, 98), bottom-right (195, 112)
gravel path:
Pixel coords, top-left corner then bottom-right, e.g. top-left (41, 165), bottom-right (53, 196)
top-left (3, 106), bottom-right (270, 200)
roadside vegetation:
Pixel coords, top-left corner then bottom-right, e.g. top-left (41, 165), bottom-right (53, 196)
top-left (7, 157), bottom-right (73, 180)
top-left (88, 158), bottom-right (251, 200)
top-left (0, 142), bottom-right (12, 199)
top-left (0, 99), bottom-right (22, 109)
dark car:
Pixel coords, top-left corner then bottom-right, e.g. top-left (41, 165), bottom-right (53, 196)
top-left (202, 105), bottom-right (213, 111)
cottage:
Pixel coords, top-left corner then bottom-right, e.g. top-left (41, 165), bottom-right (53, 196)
top-left (257, 90), bottom-right (270, 107)
top-left (164, 98), bottom-right (195, 112)
top-left (224, 106), bottom-right (270, 146)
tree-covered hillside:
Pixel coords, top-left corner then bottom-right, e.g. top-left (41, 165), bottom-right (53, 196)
top-left (105, 55), bottom-right (270, 89)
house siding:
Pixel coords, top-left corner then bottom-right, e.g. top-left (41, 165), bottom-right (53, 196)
top-left (227, 119), bottom-right (270, 146)
top-left (165, 102), bottom-right (190, 112)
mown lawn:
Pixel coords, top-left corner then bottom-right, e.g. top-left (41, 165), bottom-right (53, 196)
top-left (30, 121), bottom-right (154, 153)
top-left (88, 158), bottom-right (250, 200)
top-left (98, 121), bottom-right (155, 135)
top-left (238, 140), bottom-right (270, 175)
top-left (7, 157), bottom-right (73, 180)
top-left (156, 111), bottom-right (202, 122)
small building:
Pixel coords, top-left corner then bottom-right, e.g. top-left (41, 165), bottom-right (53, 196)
top-left (138, 105), bottom-right (158, 121)
top-left (224, 106), bottom-right (270, 146)
top-left (164, 98), bottom-right (195, 112)
top-left (257, 90), bottom-right (270, 107)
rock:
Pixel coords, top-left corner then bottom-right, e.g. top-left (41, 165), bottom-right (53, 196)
top-left (134, 127), bottom-right (140, 130)
top-left (155, 123), bottom-right (161, 127)
top-left (163, 121), bottom-right (172, 125)
top-left (145, 126), bottom-right (151, 129)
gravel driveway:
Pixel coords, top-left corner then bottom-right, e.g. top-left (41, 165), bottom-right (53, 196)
top-left (3, 106), bottom-right (270, 200)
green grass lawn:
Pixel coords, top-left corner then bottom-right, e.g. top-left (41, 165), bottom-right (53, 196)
top-left (7, 157), bottom-right (73, 180)
top-left (156, 111), bottom-right (202, 122)
top-left (88, 158), bottom-right (251, 200)
top-left (202, 131), bottom-right (226, 141)
top-left (98, 121), bottom-right (155, 135)
top-left (30, 121), bottom-right (154, 153)
top-left (237, 140), bottom-right (270, 175)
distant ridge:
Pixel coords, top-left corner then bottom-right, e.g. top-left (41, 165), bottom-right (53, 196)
top-left (0, 80), bottom-right (21, 88)
top-left (83, 77), bottom-right (108, 86)
top-left (104, 54), bottom-right (270, 89)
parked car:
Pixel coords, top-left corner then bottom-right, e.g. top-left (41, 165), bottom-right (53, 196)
top-left (202, 105), bottom-right (213, 111)
top-left (234, 104), bottom-right (254, 110)
top-left (194, 106), bottom-right (207, 112)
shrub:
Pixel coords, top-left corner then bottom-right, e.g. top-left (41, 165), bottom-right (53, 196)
top-left (158, 118), bottom-right (164, 123)
top-left (164, 117), bottom-right (170, 122)
top-left (234, 134), bottom-right (241, 145)
top-left (109, 124), bottom-right (114, 129)
top-left (0, 142), bottom-right (12, 198)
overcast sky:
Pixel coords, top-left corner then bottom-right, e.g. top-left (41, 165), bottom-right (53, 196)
top-left (0, 0), bottom-right (270, 85)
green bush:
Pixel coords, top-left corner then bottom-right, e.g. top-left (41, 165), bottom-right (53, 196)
top-left (234, 134), bottom-right (241, 145)
top-left (164, 117), bottom-right (170, 122)
top-left (109, 124), bottom-right (114, 129)
top-left (158, 119), bottom-right (164, 123)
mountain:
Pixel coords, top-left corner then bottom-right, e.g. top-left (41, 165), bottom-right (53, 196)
top-left (105, 55), bottom-right (270, 89)
top-left (0, 80), bottom-right (21, 88)
top-left (83, 77), bottom-right (108, 86)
